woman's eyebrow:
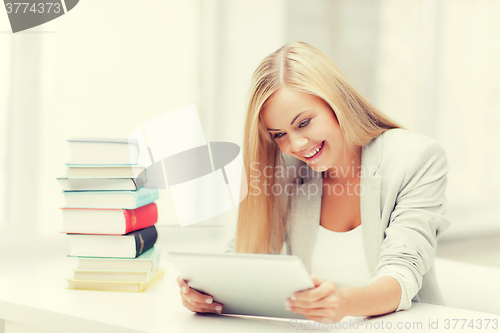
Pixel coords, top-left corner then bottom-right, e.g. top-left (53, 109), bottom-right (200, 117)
top-left (267, 109), bottom-right (311, 131)
top-left (290, 110), bottom-right (310, 125)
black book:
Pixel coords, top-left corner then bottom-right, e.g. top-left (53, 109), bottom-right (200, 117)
top-left (68, 226), bottom-right (158, 258)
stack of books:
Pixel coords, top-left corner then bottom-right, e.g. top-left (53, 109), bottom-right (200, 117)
top-left (58, 138), bottom-right (164, 292)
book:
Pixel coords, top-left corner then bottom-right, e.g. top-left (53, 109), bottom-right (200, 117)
top-left (76, 246), bottom-right (161, 271)
top-left (61, 203), bottom-right (158, 235)
top-left (63, 187), bottom-right (159, 209)
top-left (68, 225), bottom-right (158, 258)
top-left (67, 268), bottom-right (164, 292)
top-left (72, 267), bottom-right (158, 283)
top-left (66, 164), bottom-right (146, 179)
top-left (67, 138), bottom-right (139, 165)
top-left (57, 176), bottom-right (146, 191)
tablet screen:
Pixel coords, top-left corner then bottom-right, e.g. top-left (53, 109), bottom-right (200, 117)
top-left (167, 251), bottom-right (315, 319)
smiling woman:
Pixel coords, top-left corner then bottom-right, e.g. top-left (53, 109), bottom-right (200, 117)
top-left (177, 42), bottom-right (452, 323)
top-left (239, 41), bottom-right (401, 254)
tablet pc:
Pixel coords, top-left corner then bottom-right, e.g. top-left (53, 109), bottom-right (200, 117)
top-left (167, 251), bottom-right (315, 319)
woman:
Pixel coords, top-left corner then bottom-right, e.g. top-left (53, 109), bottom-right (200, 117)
top-left (177, 42), bottom-right (451, 323)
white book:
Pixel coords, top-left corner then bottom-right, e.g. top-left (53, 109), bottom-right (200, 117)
top-left (67, 269), bottom-right (164, 292)
top-left (76, 246), bottom-right (161, 271)
top-left (66, 165), bottom-right (146, 179)
top-left (72, 267), bottom-right (158, 283)
top-left (57, 176), bottom-right (146, 191)
top-left (67, 138), bottom-right (140, 165)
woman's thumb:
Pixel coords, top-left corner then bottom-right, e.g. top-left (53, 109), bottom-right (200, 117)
top-left (311, 274), bottom-right (321, 287)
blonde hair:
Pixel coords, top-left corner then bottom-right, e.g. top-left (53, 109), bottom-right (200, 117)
top-left (235, 42), bottom-right (401, 254)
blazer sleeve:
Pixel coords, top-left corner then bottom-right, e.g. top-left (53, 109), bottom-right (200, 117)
top-left (370, 138), bottom-right (451, 311)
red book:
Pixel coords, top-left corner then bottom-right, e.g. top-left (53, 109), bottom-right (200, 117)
top-left (62, 203), bottom-right (158, 235)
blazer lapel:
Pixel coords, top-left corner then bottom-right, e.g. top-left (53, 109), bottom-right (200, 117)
top-left (360, 135), bottom-right (383, 276)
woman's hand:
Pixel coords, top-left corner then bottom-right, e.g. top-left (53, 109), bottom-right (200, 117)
top-left (177, 275), bottom-right (224, 314)
top-left (285, 275), bottom-right (348, 323)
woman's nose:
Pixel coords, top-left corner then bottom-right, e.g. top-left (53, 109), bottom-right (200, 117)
top-left (290, 135), bottom-right (309, 153)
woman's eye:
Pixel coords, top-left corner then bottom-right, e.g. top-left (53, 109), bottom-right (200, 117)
top-left (299, 119), bottom-right (311, 128)
top-left (274, 132), bottom-right (285, 139)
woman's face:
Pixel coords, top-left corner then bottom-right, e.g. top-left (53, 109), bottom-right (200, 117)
top-left (261, 86), bottom-right (346, 173)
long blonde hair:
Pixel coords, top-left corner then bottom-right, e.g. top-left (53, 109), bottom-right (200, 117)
top-left (235, 42), bottom-right (401, 254)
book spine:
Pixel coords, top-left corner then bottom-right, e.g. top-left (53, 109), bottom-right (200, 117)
top-left (138, 269), bottom-right (165, 292)
top-left (130, 142), bottom-right (140, 165)
top-left (123, 203), bottom-right (158, 234)
top-left (150, 247), bottom-right (161, 272)
top-left (133, 226), bottom-right (158, 258)
top-left (133, 189), bottom-right (159, 208)
top-left (133, 174), bottom-right (146, 189)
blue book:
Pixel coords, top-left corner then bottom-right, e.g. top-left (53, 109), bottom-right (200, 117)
top-left (63, 187), bottom-right (159, 209)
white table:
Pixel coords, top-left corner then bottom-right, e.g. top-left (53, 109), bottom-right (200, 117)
top-left (1, 236), bottom-right (500, 333)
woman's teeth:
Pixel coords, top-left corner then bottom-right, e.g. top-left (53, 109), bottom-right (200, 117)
top-left (303, 142), bottom-right (323, 158)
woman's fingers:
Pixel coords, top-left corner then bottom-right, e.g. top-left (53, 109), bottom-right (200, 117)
top-left (293, 280), bottom-right (337, 303)
top-left (180, 285), bottom-right (213, 304)
top-left (177, 275), bottom-right (223, 314)
top-left (182, 298), bottom-right (223, 314)
top-left (176, 275), bottom-right (189, 293)
top-left (288, 298), bottom-right (331, 309)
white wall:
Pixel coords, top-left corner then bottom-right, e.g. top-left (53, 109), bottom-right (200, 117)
top-left (436, 0), bottom-right (500, 239)
top-left (0, 0), bottom-right (288, 239)
top-left (376, 0), bottom-right (500, 239)
top-left (1, 0), bottom-right (201, 238)
top-left (200, 0), bottom-right (287, 146)
top-left (2, 0), bottom-right (499, 243)
top-left (0, 9), bottom-right (12, 229)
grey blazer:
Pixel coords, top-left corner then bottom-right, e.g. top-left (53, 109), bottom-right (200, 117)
top-left (225, 129), bottom-right (451, 312)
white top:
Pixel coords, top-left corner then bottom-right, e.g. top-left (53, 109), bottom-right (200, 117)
top-left (311, 224), bottom-right (373, 288)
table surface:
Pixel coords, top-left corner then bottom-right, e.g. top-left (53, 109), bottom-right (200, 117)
top-left (1, 237), bottom-right (500, 333)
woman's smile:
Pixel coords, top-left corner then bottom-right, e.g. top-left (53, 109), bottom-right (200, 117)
top-left (301, 140), bottom-right (325, 162)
